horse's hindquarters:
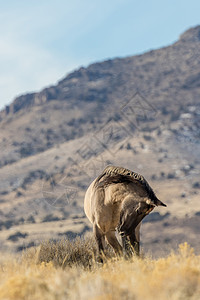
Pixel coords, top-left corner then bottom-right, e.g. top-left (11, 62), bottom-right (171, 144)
top-left (84, 180), bottom-right (96, 224)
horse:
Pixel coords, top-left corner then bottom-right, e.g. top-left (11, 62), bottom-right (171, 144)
top-left (84, 165), bottom-right (166, 258)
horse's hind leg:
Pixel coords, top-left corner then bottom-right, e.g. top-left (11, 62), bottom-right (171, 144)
top-left (105, 231), bottom-right (122, 256)
top-left (93, 223), bottom-right (105, 262)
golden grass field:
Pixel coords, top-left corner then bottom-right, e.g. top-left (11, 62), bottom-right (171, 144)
top-left (0, 237), bottom-right (199, 300)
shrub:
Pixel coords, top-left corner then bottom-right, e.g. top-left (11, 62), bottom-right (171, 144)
top-left (37, 235), bottom-right (114, 269)
top-left (193, 182), bottom-right (200, 189)
top-left (7, 231), bottom-right (28, 242)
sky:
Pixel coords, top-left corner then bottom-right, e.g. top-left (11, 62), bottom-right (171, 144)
top-left (0, 0), bottom-right (200, 109)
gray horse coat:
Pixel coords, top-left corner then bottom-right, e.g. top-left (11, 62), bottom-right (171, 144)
top-left (84, 165), bottom-right (166, 256)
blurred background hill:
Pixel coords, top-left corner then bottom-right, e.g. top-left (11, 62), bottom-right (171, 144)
top-left (0, 25), bottom-right (200, 255)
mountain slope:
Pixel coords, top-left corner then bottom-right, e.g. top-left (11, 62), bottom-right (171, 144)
top-left (0, 25), bottom-right (200, 254)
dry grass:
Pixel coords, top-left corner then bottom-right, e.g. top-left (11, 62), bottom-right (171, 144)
top-left (0, 237), bottom-right (200, 300)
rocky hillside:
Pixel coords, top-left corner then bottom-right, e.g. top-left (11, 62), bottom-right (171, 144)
top-left (0, 26), bottom-right (200, 254)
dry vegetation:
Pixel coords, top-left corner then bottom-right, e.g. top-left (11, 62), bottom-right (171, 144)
top-left (0, 237), bottom-right (199, 300)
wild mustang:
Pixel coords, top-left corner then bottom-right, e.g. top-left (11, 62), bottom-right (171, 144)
top-left (84, 165), bottom-right (166, 258)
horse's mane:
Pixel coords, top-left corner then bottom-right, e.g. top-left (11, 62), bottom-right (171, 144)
top-left (95, 165), bottom-right (158, 202)
top-left (101, 165), bottom-right (145, 182)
